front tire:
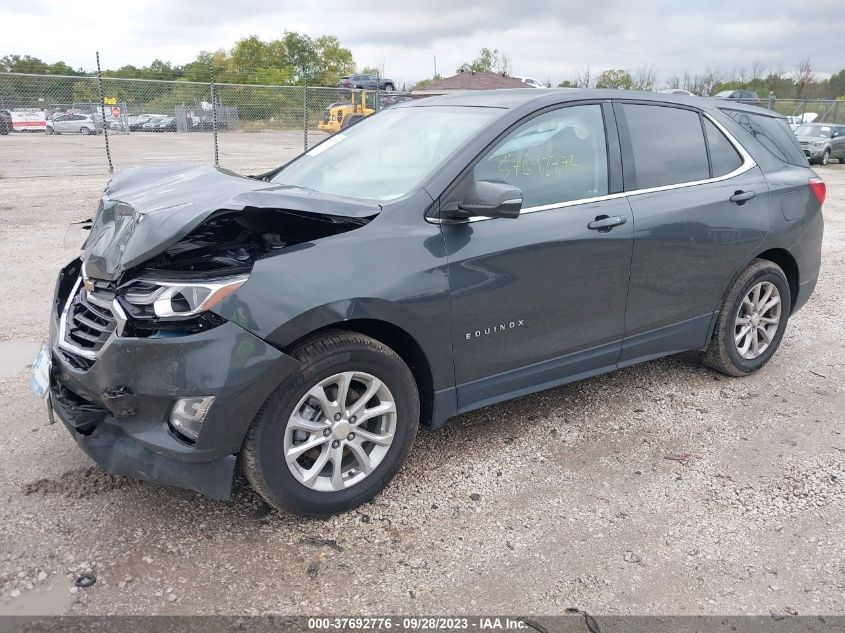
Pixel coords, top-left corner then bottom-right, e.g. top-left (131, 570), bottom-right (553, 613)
top-left (80, 126), bottom-right (91, 135)
top-left (703, 259), bottom-right (791, 377)
top-left (242, 331), bottom-right (419, 516)
top-left (820, 149), bottom-right (830, 166)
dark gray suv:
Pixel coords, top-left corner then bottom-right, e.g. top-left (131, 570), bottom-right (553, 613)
top-left (40, 90), bottom-right (824, 516)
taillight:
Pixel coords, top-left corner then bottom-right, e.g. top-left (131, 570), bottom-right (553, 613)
top-left (809, 177), bottom-right (826, 206)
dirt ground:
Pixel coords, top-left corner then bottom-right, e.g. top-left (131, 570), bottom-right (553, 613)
top-left (0, 132), bottom-right (843, 616)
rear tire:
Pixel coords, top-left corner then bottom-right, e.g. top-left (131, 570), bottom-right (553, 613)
top-left (242, 331), bottom-right (419, 517)
top-left (703, 259), bottom-right (791, 377)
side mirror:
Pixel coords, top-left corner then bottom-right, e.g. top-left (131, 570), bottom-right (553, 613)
top-left (441, 180), bottom-right (522, 222)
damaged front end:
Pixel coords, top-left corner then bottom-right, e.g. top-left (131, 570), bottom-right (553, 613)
top-left (49, 164), bottom-right (378, 499)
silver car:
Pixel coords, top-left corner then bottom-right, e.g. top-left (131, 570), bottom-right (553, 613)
top-left (46, 113), bottom-right (101, 135)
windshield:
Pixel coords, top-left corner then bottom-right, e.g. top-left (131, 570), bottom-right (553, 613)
top-left (272, 106), bottom-right (500, 201)
top-left (714, 90), bottom-right (735, 97)
top-left (795, 124), bottom-right (832, 138)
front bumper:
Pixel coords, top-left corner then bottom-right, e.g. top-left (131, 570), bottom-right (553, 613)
top-left (48, 265), bottom-right (301, 500)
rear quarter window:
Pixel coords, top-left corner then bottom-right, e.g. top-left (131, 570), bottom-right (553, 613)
top-left (704, 119), bottom-right (743, 177)
top-left (720, 109), bottom-right (807, 167)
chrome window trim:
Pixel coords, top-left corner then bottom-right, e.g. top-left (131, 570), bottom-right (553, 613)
top-left (434, 110), bottom-right (756, 224)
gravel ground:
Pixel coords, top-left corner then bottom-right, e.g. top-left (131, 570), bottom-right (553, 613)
top-left (0, 133), bottom-right (843, 616)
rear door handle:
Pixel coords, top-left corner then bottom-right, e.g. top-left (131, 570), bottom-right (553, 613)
top-left (587, 215), bottom-right (627, 232)
top-left (729, 190), bottom-right (756, 204)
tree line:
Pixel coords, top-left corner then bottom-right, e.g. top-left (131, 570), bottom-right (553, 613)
top-left (559, 60), bottom-right (845, 100)
top-left (1, 32), bottom-right (356, 86)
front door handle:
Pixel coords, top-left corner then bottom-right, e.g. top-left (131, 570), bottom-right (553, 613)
top-left (729, 190), bottom-right (756, 204)
top-left (587, 215), bottom-right (627, 232)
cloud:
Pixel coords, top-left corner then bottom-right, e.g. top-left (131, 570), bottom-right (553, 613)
top-left (1, 0), bottom-right (841, 85)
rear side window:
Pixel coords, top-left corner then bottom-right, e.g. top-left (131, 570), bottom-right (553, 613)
top-left (622, 104), bottom-right (709, 189)
top-left (704, 119), bottom-right (742, 177)
top-left (721, 109), bottom-right (807, 166)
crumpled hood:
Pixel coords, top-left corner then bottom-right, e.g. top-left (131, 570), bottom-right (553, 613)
top-left (81, 164), bottom-right (380, 280)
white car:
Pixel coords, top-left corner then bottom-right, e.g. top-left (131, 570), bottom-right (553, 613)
top-left (517, 77), bottom-right (545, 89)
top-left (46, 113), bottom-right (101, 135)
top-left (660, 89), bottom-right (696, 97)
top-left (787, 112), bottom-right (818, 131)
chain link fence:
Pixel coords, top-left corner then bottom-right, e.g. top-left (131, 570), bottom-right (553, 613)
top-left (2, 71), bottom-right (843, 179)
top-left (0, 72), bottom-right (419, 178)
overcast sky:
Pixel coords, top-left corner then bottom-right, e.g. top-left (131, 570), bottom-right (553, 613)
top-left (2, 0), bottom-right (842, 85)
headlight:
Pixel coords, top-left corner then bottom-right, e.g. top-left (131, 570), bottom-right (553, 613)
top-left (810, 140), bottom-right (824, 146)
top-left (122, 274), bottom-right (248, 318)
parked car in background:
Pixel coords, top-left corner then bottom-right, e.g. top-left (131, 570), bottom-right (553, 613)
top-left (46, 113), bottom-right (102, 135)
top-left (794, 123), bottom-right (845, 165)
top-left (189, 116), bottom-right (228, 132)
top-left (41, 90), bottom-right (823, 517)
top-left (714, 89), bottom-right (760, 105)
top-left (152, 116), bottom-right (177, 132)
top-left (128, 114), bottom-right (157, 131)
top-left (141, 115), bottom-right (167, 132)
top-left (338, 74), bottom-right (396, 93)
top-left (516, 77), bottom-right (545, 88)
top-left (660, 88), bottom-right (696, 96)
top-left (0, 109), bottom-right (11, 135)
top-left (787, 112), bottom-right (818, 131)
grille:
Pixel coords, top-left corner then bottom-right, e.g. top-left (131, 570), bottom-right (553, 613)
top-left (62, 280), bottom-right (117, 357)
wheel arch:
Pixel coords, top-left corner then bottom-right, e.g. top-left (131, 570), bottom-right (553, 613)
top-left (288, 318), bottom-right (436, 428)
top-left (755, 247), bottom-right (799, 312)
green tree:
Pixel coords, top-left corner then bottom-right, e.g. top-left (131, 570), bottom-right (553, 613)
top-left (313, 35), bottom-right (355, 85)
top-left (595, 69), bottom-right (633, 89)
top-left (282, 31), bottom-right (319, 83)
top-left (457, 47), bottom-right (508, 74)
top-left (828, 68), bottom-right (845, 99)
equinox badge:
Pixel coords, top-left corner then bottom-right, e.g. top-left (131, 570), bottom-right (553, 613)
top-left (466, 320), bottom-right (525, 341)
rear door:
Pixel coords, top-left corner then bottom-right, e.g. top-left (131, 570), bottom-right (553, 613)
top-left (442, 102), bottom-right (634, 409)
top-left (615, 101), bottom-right (769, 363)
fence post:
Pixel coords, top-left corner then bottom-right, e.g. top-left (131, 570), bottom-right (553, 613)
top-left (95, 51), bottom-right (114, 174)
top-left (835, 100), bottom-right (840, 124)
top-left (303, 81), bottom-right (308, 152)
top-left (209, 61), bottom-right (219, 167)
top-left (768, 91), bottom-right (775, 111)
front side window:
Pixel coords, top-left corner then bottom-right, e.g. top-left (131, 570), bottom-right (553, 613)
top-left (623, 103), bottom-right (709, 189)
top-left (472, 104), bottom-right (609, 208)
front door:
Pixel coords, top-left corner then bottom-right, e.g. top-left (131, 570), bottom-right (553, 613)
top-left (441, 103), bottom-right (634, 410)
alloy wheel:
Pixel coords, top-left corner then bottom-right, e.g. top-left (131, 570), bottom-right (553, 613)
top-left (283, 371), bottom-right (397, 492)
top-left (734, 281), bottom-right (782, 360)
